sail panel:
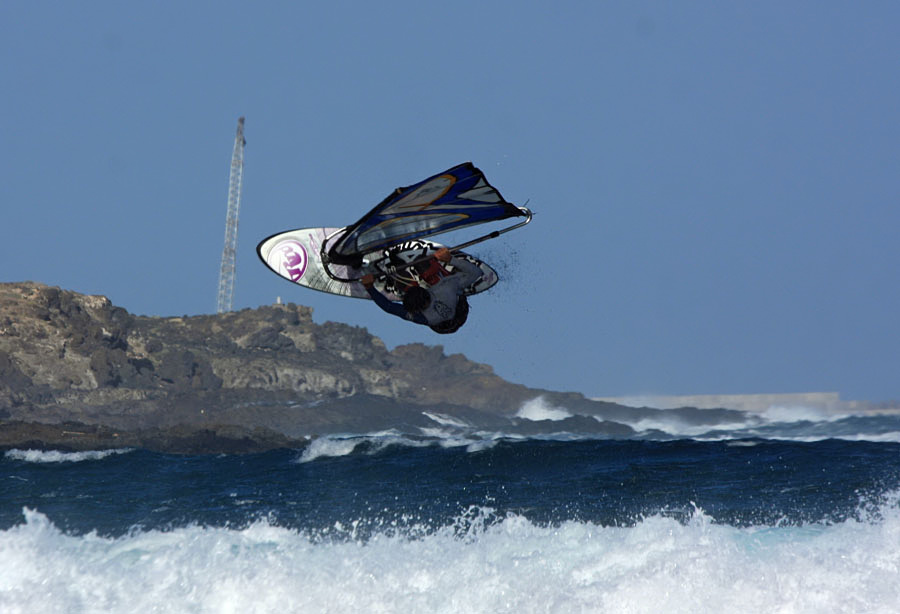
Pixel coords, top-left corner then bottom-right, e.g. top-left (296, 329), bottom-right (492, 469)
top-left (326, 162), bottom-right (524, 263)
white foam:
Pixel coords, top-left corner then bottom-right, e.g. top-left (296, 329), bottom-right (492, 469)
top-left (2, 502), bottom-right (899, 613)
top-left (623, 415), bottom-right (753, 438)
top-left (585, 404), bottom-right (900, 442)
top-left (296, 433), bottom-right (431, 463)
top-left (758, 405), bottom-right (847, 424)
top-left (421, 412), bottom-right (469, 428)
top-left (464, 439), bottom-right (499, 453)
top-left (516, 396), bottom-right (572, 421)
top-left (296, 437), bottom-right (363, 462)
top-left (417, 426), bottom-right (456, 440)
top-left (4, 449), bottom-right (134, 463)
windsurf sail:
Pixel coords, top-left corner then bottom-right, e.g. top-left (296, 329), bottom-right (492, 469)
top-left (324, 162), bottom-right (529, 266)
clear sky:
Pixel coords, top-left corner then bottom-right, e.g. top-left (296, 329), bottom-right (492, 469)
top-left (2, 2), bottom-right (898, 401)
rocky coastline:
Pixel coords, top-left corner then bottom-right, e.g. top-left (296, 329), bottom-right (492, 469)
top-left (1, 282), bottom-right (632, 453)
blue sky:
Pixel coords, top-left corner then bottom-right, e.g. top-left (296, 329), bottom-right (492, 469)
top-left (2, 2), bottom-right (898, 401)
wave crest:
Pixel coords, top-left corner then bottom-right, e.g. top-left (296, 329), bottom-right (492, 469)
top-left (4, 449), bottom-right (134, 463)
top-left (4, 499), bottom-right (900, 613)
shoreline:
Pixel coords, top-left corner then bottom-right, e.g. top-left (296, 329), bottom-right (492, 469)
top-left (0, 420), bottom-right (308, 455)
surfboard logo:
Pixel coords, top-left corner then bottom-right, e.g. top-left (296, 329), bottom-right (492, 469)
top-left (269, 240), bottom-right (308, 282)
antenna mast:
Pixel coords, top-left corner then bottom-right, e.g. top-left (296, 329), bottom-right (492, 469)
top-left (216, 117), bottom-right (245, 314)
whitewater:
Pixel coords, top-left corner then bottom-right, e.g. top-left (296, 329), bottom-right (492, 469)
top-left (3, 400), bottom-right (900, 613)
top-left (3, 503), bottom-right (899, 614)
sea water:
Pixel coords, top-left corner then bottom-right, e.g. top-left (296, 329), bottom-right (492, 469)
top-left (3, 404), bottom-right (900, 613)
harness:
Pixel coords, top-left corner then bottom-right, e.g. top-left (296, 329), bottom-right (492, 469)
top-left (374, 245), bottom-right (473, 334)
top-left (417, 257), bottom-right (452, 286)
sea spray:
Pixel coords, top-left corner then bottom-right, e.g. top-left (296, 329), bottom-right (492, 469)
top-left (2, 503), bottom-right (900, 613)
top-left (4, 434), bottom-right (900, 612)
top-left (515, 396), bottom-right (573, 421)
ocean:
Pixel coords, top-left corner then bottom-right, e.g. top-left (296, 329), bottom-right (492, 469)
top-left (2, 400), bottom-right (900, 613)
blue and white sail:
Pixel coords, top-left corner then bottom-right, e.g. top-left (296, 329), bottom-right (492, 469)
top-left (325, 162), bottom-right (528, 265)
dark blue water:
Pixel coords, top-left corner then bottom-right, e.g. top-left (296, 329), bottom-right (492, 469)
top-left (5, 439), bottom-right (899, 537)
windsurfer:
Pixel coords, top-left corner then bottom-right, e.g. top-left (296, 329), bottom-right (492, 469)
top-left (361, 248), bottom-right (481, 334)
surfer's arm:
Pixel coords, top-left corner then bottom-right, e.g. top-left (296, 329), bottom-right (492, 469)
top-left (447, 256), bottom-right (483, 287)
top-left (433, 247), bottom-right (482, 288)
top-left (365, 286), bottom-right (406, 318)
top-left (365, 286), bottom-right (428, 325)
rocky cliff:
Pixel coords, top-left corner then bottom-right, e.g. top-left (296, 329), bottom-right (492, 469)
top-left (1, 282), bottom-right (621, 452)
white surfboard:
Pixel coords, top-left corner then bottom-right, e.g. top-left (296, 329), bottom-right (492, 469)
top-left (257, 227), bottom-right (498, 301)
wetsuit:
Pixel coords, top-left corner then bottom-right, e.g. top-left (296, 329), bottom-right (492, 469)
top-left (365, 255), bottom-right (482, 327)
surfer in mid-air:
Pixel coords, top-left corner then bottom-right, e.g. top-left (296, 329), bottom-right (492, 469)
top-left (257, 162), bottom-right (531, 331)
top-left (360, 247), bottom-right (482, 334)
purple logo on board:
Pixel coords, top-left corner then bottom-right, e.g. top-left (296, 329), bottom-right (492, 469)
top-left (269, 240), bottom-right (308, 282)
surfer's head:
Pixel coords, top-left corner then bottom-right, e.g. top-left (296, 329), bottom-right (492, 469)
top-left (403, 286), bottom-right (431, 313)
top-left (429, 296), bottom-right (469, 334)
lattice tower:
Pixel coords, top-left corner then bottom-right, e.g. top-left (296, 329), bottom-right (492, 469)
top-left (216, 117), bottom-right (245, 313)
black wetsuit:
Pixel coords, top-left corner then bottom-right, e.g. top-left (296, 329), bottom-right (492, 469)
top-left (365, 256), bottom-right (482, 326)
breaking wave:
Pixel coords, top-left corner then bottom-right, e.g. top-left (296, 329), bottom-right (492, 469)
top-left (3, 449), bottom-right (134, 464)
top-left (3, 497), bottom-right (899, 613)
top-left (296, 431), bottom-right (432, 463)
top-left (416, 396), bottom-right (900, 445)
top-left (515, 396), bottom-right (572, 421)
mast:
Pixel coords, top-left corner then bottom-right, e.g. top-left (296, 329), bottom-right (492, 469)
top-left (216, 117), bottom-right (245, 314)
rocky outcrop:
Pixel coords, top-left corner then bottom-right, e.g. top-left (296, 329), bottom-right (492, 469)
top-left (1, 282), bottom-right (616, 452)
